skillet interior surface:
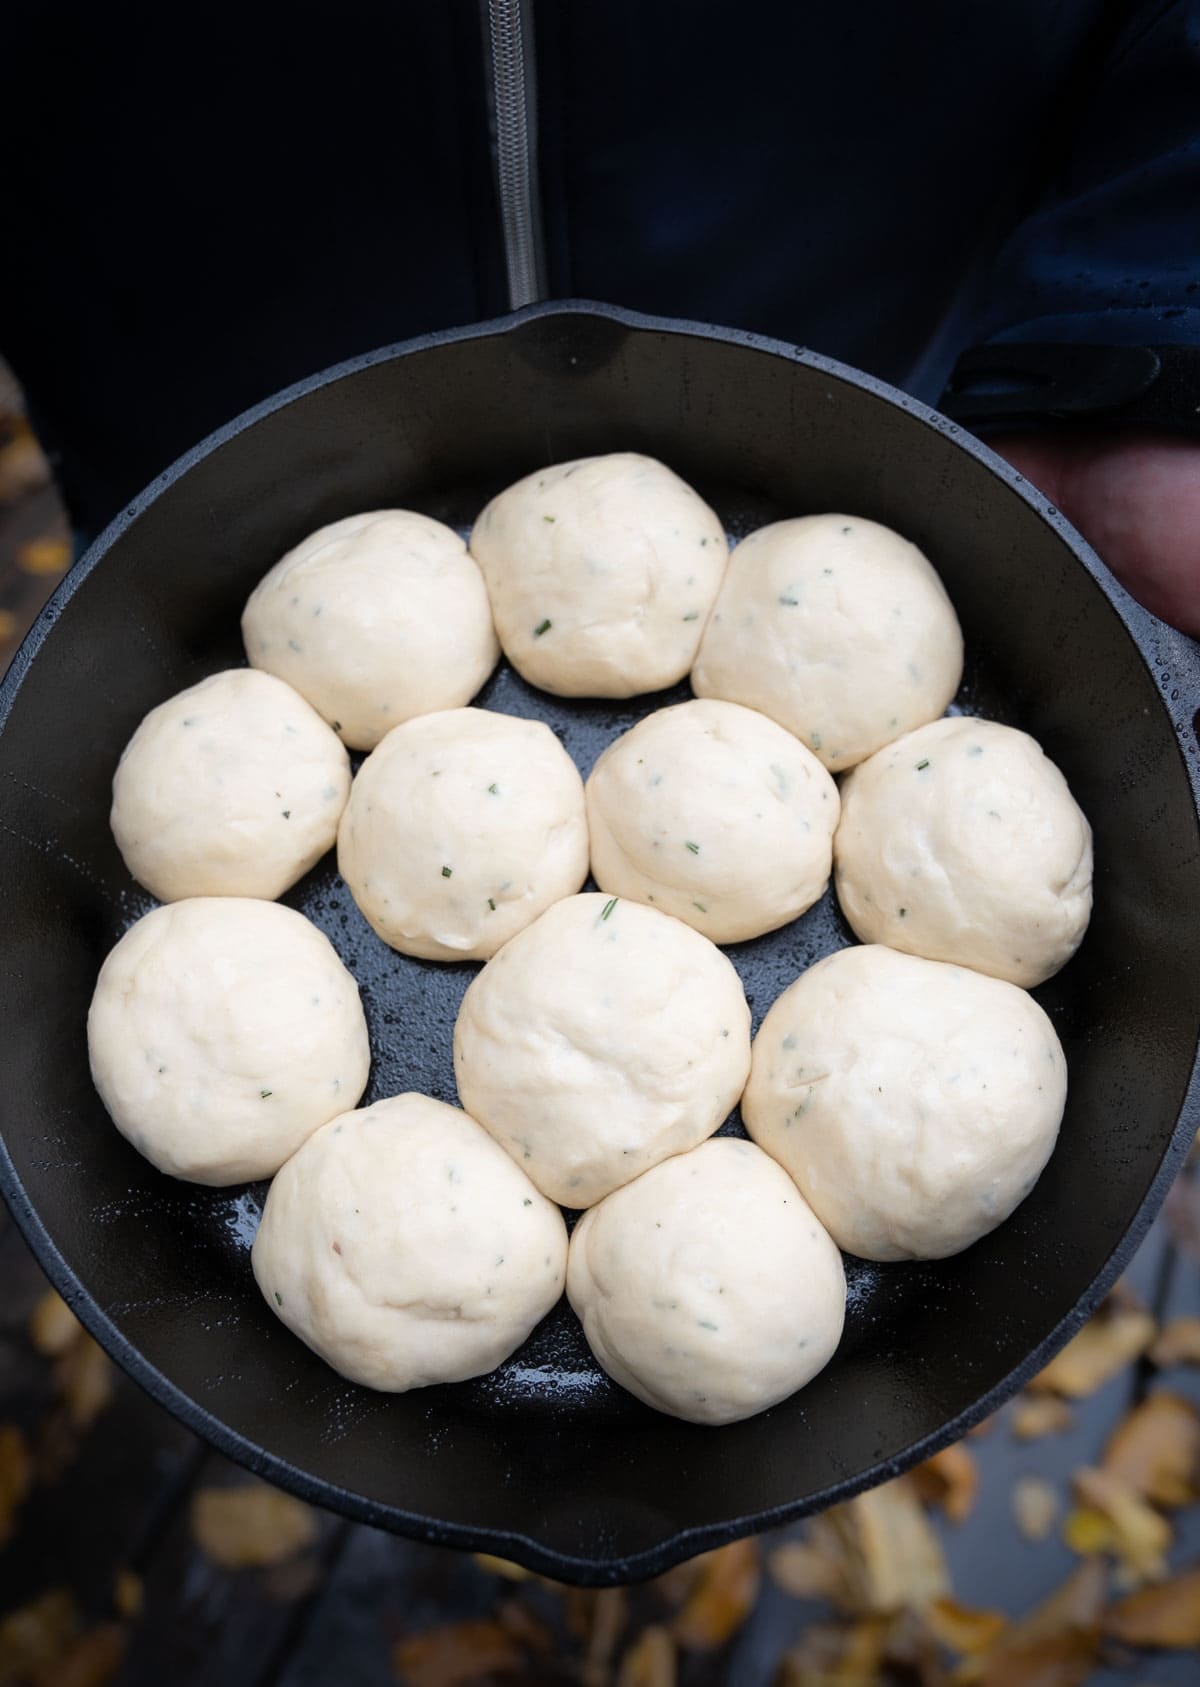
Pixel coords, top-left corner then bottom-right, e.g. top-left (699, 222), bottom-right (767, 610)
top-left (2, 303), bottom-right (1199, 1584)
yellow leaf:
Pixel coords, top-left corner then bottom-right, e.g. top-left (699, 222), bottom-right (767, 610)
top-left (0, 1424), bottom-right (32, 1548)
top-left (911, 1441), bottom-right (979, 1523)
top-left (29, 1291), bottom-right (82, 1358)
top-left (1149, 1316), bottom-right (1200, 1368)
top-left (832, 1477), bottom-right (951, 1615)
top-left (1101, 1391), bottom-right (1200, 1508)
top-left (190, 1484), bottom-right (318, 1569)
top-left (17, 536), bottom-right (70, 577)
top-left (924, 1596), bottom-right (1008, 1656)
top-left (1062, 1507), bottom-right (1114, 1557)
top-left (775, 1616), bottom-right (892, 1687)
top-left (1103, 1565), bottom-right (1200, 1649)
top-left (1068, 1468), bottom-right (1172, 1587)
top-left (112, 1570), bottom-right (143, 1621)
top-left (1012, 1475), bottom-right (1059, 1542)
top-left (769, 1538), bottom-right (844, 1602)
top-left (0, 1589), bottom-right (81, 1683)
top-left (671, 1539), bottom-right (760, 1650)
top-left (974, 1630), bottom-right (1099, 1687)
top-left (1010, 1394), bottom-right (1075, 1441)
top-left (472, 1553), bottom-right (531, 1582)
top-left (616, 1624), bottom-right (676, 1687)
top-left (953, 1561), bottom-right (1107, 1687)
top-left (391, 1618), bottom-right (523, 1687)
top-left (1030, 1305), bottom-right (1156, 1398)
top-left (55, 1336), bottom-right (113, 1431)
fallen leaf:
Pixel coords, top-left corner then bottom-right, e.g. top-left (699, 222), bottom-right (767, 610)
top-left (581, 1588), bottom-right (628, 1687)
top-left (29, 1291), bottom-right (82, 1358)
top-left (1149, 1317), bottom-right (1200, 1368)
top-left (1065, 1469), bottom-right (1171, 1587)
top-left (1010, 1395), bottom-right (1075, 1441)
top-left (0, 1589), bottom-right (81, 1684)
top-left (775, 1616), bottom-right (892, 1687)
top-left (825, 1477), bottom-right (950, 1615)
top-left (494, 1600), bottom-right (552, 1654)
top-left (1012, 1476), bottom-right (1059, 1542)
top-left (0, 610), bottom-right (15, 645)
top-left (0, 420), bottom-right (51, 504)
top-left (391, 1619), bottom-right (523, 1687)
top-left (112, 1571), bottom-right (142, 1621)
top-left (616, 1622), bottom-right (675, 1687)
top-left (0, 1425), bottom-right (32, 1546)
top-left (1029, 1304), bottom-right (1156, 1398)
top-left (472, 1554), bottom-right (531, 1582)
top-left (912, 1443), bottom-right (979, 1523)
top-left (55, 1336), bottom-right (113, 1431)
top-left (190, 1484), bottom-right (318, 1569)
top-left (39, 1622), bottom-right (127, 1687)
top-left (769, 1538), bottom-right (844, 1602)
top-left (1103, 1566), bottom-right (1200, 1649)
top-left (1101, 1391), bottom-right (1200, 1507)
top-left (671, 1539), bottom-right (759, 1649)
top-left (973, 1630), bottom-right (1099, 1687)
top-left (923, 1597), bottom-right (1007, 1657)
top-left (17, 536), bottom-right (71, 577)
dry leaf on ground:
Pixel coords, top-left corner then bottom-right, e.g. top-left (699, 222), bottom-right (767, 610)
top-left (1101, 1391), bottom-right (1200, 1507)
top-left (0, 1425), bottom-right (32, 1547)
top-left (38, 1622), bottom-right (127, 1687)
top-left (391, 1619), bottom-right (524, 1687)
top-left (1150, 1316), bottom-right (1200, 1368)
top-left (0, 1589), bottom-right (81, 1685)
top-left (1064, 1468), bottom-right (1171, 1587)
top-left (769, 1538), bottom-right (844, 1602)
top-left (472, 1553), bottom-right (531, 1582)
top-left (0, 420), bottom-right (51, 505)
top-left (29, 1291), bottom-right (82, 1358)
top-left (671, 1539), bottom-right (759, 1649)
top-left (954, 1560), bottom-right (1107, 1687)
top-left (581, 1588), bottom-right (628, 1687)
top-left (1029, 1301), bottom-right (1156, 1398)
top-left (824, 1477), bottom-right (951, 1616)
top-left (1012, 1476), bottom-right (1059, 1542)
top-left (55, 1337), bottom-right (113, 1432)
top-left (774, 1616), bottom-right (893, 1687)
top-left (1102, 1565), bottom-right (1200, 1649)
top-left (17, 536), bottom-right (70, 577)
top-left (190, 1483), bottom-right (318, 1570)
top-left (111, 1572), bottom-right (142, 1621)
top-left (1010, 1394), bottom-right (1075, 1441)
top-left (616, 1623), bottom-right (676, 1687)
top-left (972, 1630), bottom-right (1100, 1687)
top-left (912, 1443), bottom-right (979, 1523)
top-left (923, 1597), bottom-right (1007, 1657)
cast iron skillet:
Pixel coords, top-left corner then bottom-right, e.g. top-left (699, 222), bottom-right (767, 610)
top-left (2, 303), bottom-right (1199, 1587)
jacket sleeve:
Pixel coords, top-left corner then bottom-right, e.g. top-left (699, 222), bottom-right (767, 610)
top-left (942, 1), bottom-right (1200, 434)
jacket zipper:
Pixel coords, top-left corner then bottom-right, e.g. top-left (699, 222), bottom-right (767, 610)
top-left (484, 0), bottom-right (548, 309)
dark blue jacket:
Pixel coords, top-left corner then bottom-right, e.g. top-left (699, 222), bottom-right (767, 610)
top-left (4, 1), bottom-right (1198, 534)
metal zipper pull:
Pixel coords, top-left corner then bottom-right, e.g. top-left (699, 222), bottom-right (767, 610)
top-left (484, 0), bottom-right (548, 310)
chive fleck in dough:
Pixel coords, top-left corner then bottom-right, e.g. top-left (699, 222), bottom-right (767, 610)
top-left (743, 945), bottom-right (1067, 1261)
top-left (567, 1138), bottom-right (846, 1424)
top-left (834, 716), bottom-right (1093, 986)
top-left (252, 1093), bottom-right (568, 1392)
top-left (586, 698), bottom-right (839, 943)
top-left (453, 893), bottom-right (751, 1207)
top-left (87, 899), bottom-right (370, 1185)
top-left (242, 510), bottom-right (499, 751)
top-left (110, 668), bottom-right (350, 902)
top-left (337, 707), bottom-right (588, 961)
top-left (469, 452), bottom-right (728, 697)
top-left (692, 514), bottom-right (963, 771)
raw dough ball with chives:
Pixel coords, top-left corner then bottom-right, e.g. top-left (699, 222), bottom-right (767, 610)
top-left (743, 945), bottom-right (1067, 1261)
top-left (834, 716), bottom-right (1093, 986)
top-left (110, 668), bottom-right (350, 902)
top-left (691, 514), bottom-right (963, 771)
top-left (469, 452), bottom-right (728, 697)
top-left (87, 899), bottom-right (370, 1185)
top-left (252, 1093), bottom-right (567, 1392)
top-left (586, 698), bottom-right (840, 943)
top-left (337, 707), bottom-right (588, 961)
top-left (453, 892), bottom-right (751, 1207)
top-left (241, 510), bottom-right (499, 751)
top-left (567, 1138), bottom-right (845, 1425)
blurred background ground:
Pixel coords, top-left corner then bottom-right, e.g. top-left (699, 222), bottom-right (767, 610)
top-left (1, 360), bottom-right (1198, 1685)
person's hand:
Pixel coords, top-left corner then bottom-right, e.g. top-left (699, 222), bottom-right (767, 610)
top-left (990, 430), bottom-right (1200, 638)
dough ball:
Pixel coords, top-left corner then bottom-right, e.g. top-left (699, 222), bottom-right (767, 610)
top-left (338, 707), bottom-right (588, 961)
top-left (111, 668), bottom-right (350, 902)
top-left (743, 944), bottom-right (1067, 1261)
top-left (567, 1138), bottom-right (845, 1425)
top-left (586, 698), bottom-right (839, 943)
top-left (470, 452), bottom-right (727, 697)
top-left (453, 893), bottom-right (751, 1207)
top-left (834, 716), bottom-right (1093, 986)
top-left (252, 1093), bottom-right (567, 1392)
top-left (242, 510), bottom-right (499, 750)
top-left (692, 514), bottom-right (963, 771)
top-left (88, 899), bottom-right (370, 1185)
